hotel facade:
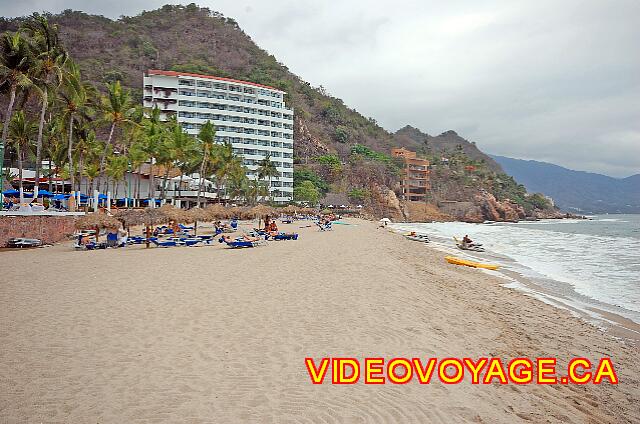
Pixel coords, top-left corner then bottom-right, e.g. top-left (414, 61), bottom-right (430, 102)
top-left (143, 70), bottom-right (294, 203)
top-left (391, 147), bottom-right (431, 202)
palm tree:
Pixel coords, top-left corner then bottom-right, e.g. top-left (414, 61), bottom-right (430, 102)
top-left (23, 14), bottom-right (68, 197)
top-left (99, 80), bottom-right (135, 191)
top-left (73, 128), bottom-right (98, 194)
top-left (8, 111), bottom-right (36, 202)
top-left (59, 59), bottom-right (94, 193)
top-left (128, 140), bottom-right (149, 205)
top-left (226, 160), bottom-right (250, 203)
top-left (210, 142), bottom-right (235, 201)
top-left (105, 155), bottom-right (128, 199)
top-left (43, 117), bottom-right (65, 192)
top-left (195, 120), bottom-right (215, 207)
top-left (83, 162), bottom-right (99, 195)
top-left (246, 177), bottom-right (269, 206)
top-left (166, 120), bottom-right (198, 203)
top-left (140, 107), bottom-right (165, 201)
top-left (257, 153), bottom-right (280, 203)
top-left (0, 31), bottom-right (33, 199)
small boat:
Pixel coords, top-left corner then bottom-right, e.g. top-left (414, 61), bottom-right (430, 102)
top-left (445, 255), bottom-right (499, 270)
top-left (7, 238), bottom-right (42, 248)
top-left (405, 233), bottom-right (429, 243)
top-left (454, 236), bottom-right (484, 252)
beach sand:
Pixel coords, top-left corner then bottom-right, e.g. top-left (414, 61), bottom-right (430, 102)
top-left (1, 218), bottom-right (638, 423)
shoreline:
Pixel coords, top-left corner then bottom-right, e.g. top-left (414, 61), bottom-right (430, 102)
top-left (391, 217), bottom-right (640, 342)
top-left (1, 218), bottom-right (638, 422)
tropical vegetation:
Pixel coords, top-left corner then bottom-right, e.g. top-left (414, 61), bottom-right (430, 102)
top-left (0, 13), bottom-right (272, 207)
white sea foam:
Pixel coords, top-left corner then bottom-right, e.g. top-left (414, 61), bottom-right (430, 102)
top-left (393, 215), bottom-right (640, 324)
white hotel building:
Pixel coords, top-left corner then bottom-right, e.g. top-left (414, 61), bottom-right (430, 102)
top-left (143, 69), bottom-right (294, 203)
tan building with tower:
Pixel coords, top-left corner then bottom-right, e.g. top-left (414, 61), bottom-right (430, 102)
top-left (391, 147), bottom-right (431, 201)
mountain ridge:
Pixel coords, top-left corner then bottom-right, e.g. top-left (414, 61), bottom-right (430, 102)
top-left (491, 155), bottom-right (640, 214)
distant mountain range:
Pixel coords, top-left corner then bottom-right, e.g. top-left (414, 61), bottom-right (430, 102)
top-left (491, 155), bottom-right (640, 214)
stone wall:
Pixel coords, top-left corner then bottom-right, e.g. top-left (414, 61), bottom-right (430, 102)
top-left (0, 216), bottom-right (77, 247)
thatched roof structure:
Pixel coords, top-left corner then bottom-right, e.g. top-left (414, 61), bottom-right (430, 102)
top-left (281, 205), bottom-right (299, 214)
top-left (228, 206), bottom-right (250, 220)
top-left (248, 204), bottom-right (276, 218)
top-left (188, 207), bottom-right (210, 222)
top-left (140, 208), bottom-right (172, 225)
top-left (158, 205), bottom-right (192, 223)
top-left (204, 204), bottom-right (231, 220)
top-left (75, 213), bottom-right (121, 230)
top-left (114, 209), bottom-right (146, 228)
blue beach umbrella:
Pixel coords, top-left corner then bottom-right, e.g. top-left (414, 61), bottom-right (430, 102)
top-left (52, 194), bottom-right (68, 200)
top-left (37, 189), bottom-right (53, 197)
top-left (2, 189), bottom-right (19, 197)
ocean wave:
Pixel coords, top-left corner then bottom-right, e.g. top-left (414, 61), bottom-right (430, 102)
top-left (392, 217), bottom-right (640, 319)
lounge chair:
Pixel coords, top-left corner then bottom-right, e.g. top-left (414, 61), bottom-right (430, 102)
top-left (218, 236), bottom-right (263, 248)
top-left (316, 221), bottom-right (333, 231)
top-left (179, 238), bottom-right (202, 247)
top-left (150, 238), bottom-right (178, 248)
top-left (269, 233), bottom-right (299, 241)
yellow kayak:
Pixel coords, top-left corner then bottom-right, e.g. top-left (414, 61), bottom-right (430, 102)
top-left (445, 255), bottom-right (500, 270)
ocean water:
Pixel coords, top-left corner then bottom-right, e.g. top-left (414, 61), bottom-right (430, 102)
top-left (392, 214), bottom-right (640, 326)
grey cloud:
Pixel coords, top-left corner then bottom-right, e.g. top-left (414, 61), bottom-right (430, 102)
top-left (1, 0), bottom-right (638, 177)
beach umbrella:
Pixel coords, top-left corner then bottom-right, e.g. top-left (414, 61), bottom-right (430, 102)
top-left (282, 205), bottom-right (299, 214)
top-left (75, 213), bottom-right (121, 241)
top-left (52, 194), bottom-right (67, 200)
top-left (225, 206), bottom-right (248, 220)
top-left (142, 207), bottom-right (173, 225)
top-left (249, 204), bottom-right (275, 218)
top-left (37, 189), bottom-right (53, 197)
top-left (379, 218), bottom-right (391, 223)
top-left (159, 205), bottom-right (194, 224)
top-left (204, 204), bottom-right (231, 220)
top-left (2, 189), bottom-right (19, 197)
top-left (249, 204), bottom-right (275, 228)
top-left (339, 204), bottom-right (347, 208)
top-left (114, 209), bottom-right (146, 229)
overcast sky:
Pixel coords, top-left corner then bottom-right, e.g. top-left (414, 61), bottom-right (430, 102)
top-left (2, 0), bottom-right (639, 177)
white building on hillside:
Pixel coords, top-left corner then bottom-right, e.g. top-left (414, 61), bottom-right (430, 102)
top-left (143, 69), bottom-right (294, 203)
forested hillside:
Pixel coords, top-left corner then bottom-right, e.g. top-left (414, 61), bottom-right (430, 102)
top-left (1, 4), bottom-right (560, 220)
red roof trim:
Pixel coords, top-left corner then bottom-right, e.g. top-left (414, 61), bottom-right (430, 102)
top-left (146, 69), bottom-right (285, 93)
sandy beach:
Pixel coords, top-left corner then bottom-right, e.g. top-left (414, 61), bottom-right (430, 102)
top-left (1, 218), bottom-right (638, 423)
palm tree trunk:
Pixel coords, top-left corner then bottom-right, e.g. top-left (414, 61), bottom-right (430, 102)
top-left (98, 122), bottom-right (116, 192)
top-left (149, 163), bottom-right (155, 204)
top-left (34, 88), bottom-right (48, 199)
top-left (161, 169), bottom-right (169, 200)
top-left (67, 113), bottom-right (75, 190)
top-left (48, 160), bottom-right (53, 192)
top-left (17, 145), bottom-right (24, 203)
top-left (1, 84), bottom-right (17, 196)
top-left (178, 173), bottom-right (184, 207)
top-left (77, 154), bottom-right (84, 193)
top-left (136, 166), bottom-right (142, 205)
top-left (123, 178), bottom-right (130, 208)
top-left (196, 149), bottom-right (208, 208)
